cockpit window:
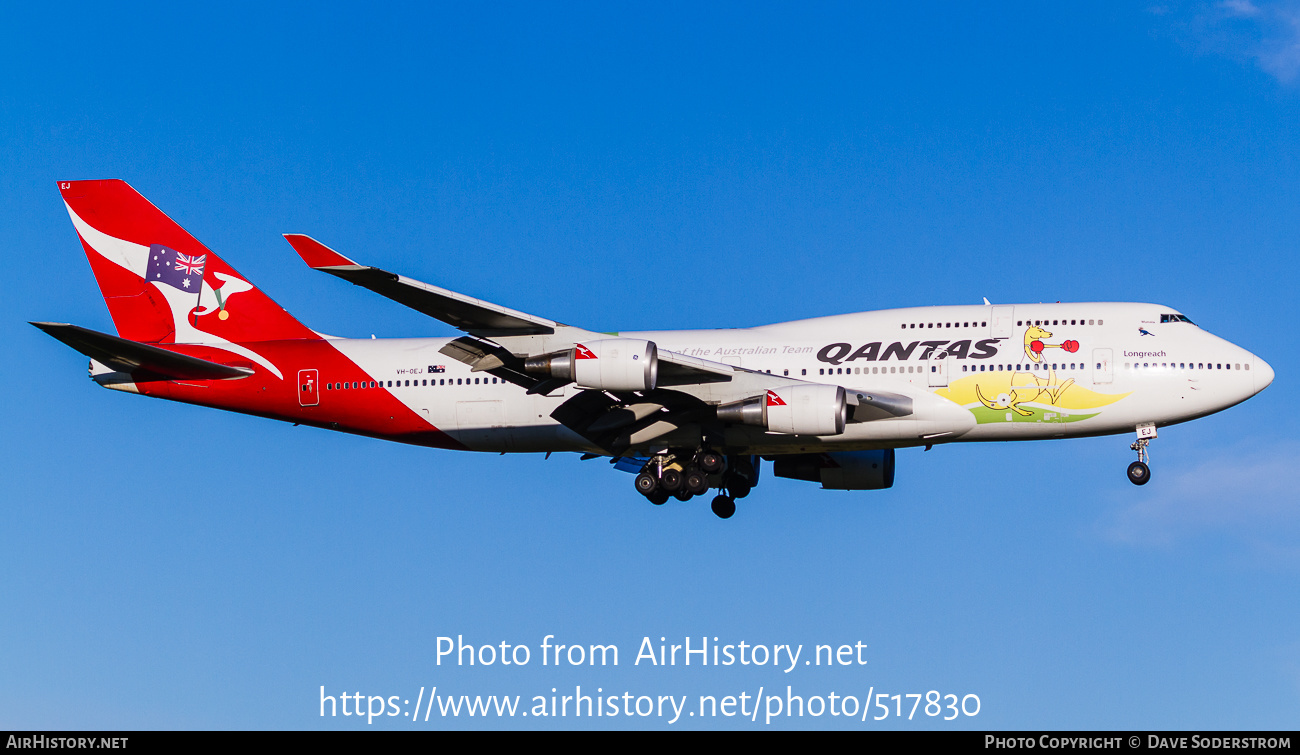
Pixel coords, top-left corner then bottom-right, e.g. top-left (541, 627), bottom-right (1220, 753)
top-left (1160, 313), bottom-right (1196, 325)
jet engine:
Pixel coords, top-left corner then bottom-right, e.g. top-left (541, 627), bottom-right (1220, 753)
top-left (716, 384), bottom-right (847, 436)
top-left (524, 339), bottom-right (658, 392)
top-left (772, 449), bottom-right (895, 490)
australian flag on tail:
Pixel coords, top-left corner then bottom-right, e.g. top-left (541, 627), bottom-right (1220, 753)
top-left (147, 244), bottom-right (206, 292)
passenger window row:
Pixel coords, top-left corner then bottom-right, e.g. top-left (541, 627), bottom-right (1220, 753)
top-left (902, 321), bottom-right (987, 329)
top-left (317, 358), bottom-right (1248, 392)
top-left (822, 365), bottom-right (925, 375)
top-left (821, 362), bottom-right (1096, 376)
top-left (326, 381), bottom-right (376, 390)
top-left (325, 377), bottom-right (506, 390)
top-left (1126, 362), bottom-right (1247, 371)
top-left (962, 363), bottom-right (1085, 372)
top-left (899, 318), bottom-right (1105, 330)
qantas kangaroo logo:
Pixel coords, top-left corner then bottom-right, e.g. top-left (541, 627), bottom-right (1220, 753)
top-left (148, 245), bottom-right (256, 323)
top-left (63, 206), bottom-right (284, 378)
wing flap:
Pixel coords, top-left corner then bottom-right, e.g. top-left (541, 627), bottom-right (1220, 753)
top-left (550, 388), bottom-right (710, 454)
top-left (436, 335), bottom-right (547, 391)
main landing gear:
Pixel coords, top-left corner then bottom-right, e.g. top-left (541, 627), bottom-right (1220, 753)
top-left (1126, 423), bottom-right (1156, 486)
top-left (634, 450), bottom-right (758, 519)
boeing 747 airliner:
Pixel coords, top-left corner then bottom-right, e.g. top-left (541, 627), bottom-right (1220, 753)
top-left (35, 180), bottom-right (1274, 518)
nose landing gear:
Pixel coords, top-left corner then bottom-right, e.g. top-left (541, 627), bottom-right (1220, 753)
top-left (1127, 424), bottom-right (1156, 486)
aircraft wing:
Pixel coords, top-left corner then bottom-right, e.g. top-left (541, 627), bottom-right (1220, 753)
top-left (540, 367), bottom-right (918, 455)
top-left (283, 235), bottom-right (920, 453)
top-left (283, 234), bottom-right (559, 336)
top-left (438, 337), bottom-right (912, 454)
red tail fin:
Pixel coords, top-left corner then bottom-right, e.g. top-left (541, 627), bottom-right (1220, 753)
top-left (59, 179), bottom-right (316, 344)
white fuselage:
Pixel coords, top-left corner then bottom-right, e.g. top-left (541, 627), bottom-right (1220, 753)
top-left (322, 302), bottom-right (1272, 454)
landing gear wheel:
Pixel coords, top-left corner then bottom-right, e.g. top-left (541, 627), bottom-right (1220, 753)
top-left (660, 469), bottom-right (683, 493)
top-left (648, 490), bottom-right (670, 506)
top-left (1127, 461), bottom-right (1151, 486)
top-left (635, 473), bottom-right (658, 496)
top-left (711, 495), bottom-right (736, 519)
top-left (698, 452), bottom-right (724, 474)
top-left (685, 470), bottom-right (708, 495)
top-left (674, 488), bottom-right (694, 502)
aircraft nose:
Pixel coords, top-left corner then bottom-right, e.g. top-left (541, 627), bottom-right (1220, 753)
top-left (1254, 355), bottom-right (1275, 394)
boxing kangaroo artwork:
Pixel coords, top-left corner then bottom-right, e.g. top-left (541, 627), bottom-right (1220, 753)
top-left (974, 325), bottom-right (1079, 417)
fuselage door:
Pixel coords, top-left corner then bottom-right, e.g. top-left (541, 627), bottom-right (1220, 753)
top-left (1093, 348), bottom-right (1113, 384)
top-left (928, 355), bottom-right (949, 387)
top-left (298, 369), bottom-right (319, 406)
top-left (991, 306), bottom-right (1015, 339)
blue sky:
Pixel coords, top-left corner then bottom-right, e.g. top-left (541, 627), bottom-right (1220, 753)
top-left (2, 2), bottom-right (1298, 729)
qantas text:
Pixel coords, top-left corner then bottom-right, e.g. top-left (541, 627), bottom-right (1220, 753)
top-left (817, 339), bottom-right (1001, 365)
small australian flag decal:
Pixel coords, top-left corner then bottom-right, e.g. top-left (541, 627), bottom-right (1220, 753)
top-left (147, 244), bottom-right (206, 292)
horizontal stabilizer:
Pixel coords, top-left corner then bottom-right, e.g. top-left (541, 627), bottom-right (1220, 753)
top-left (283, 234), bottom-right (558, 336)
top-left (31, 322), bottom-right (254, 380)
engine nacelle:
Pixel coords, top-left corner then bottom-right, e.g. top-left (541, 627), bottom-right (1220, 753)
top-left (524, 339), bottom-right (658, 392)
top-left (772, 449), bottom-right (895, 490)
top-left (573, 339), bottom-right (658, 391)
top-left (716, 384), bottom-right (847, 436)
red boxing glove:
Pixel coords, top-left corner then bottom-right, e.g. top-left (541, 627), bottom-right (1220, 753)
top-left (1063, 340), bottom-right (1079, 353)
top-left (1031, 340), bottom-right (1045, 353)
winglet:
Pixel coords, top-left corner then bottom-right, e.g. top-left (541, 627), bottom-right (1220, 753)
top-left (283, 234), bottom-right (361, 269)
